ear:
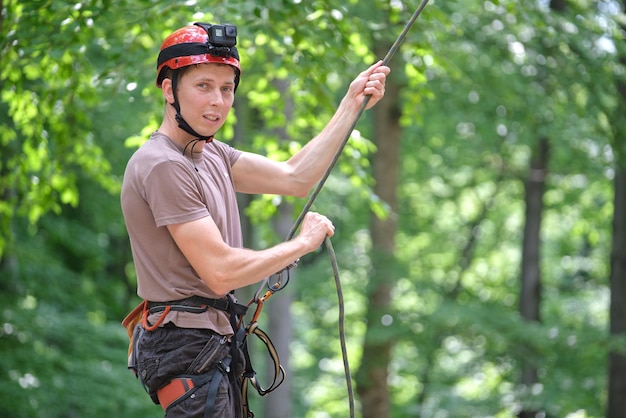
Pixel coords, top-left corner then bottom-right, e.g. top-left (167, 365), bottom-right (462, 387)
top-left (161, 78), bottom-right (175, 104)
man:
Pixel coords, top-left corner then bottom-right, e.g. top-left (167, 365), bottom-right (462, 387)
top-left (121, 22), bottom-right (389, 418)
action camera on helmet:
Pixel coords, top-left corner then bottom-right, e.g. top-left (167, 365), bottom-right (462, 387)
top-left (207, 24), bottom-right (237, 47)
top-left (194, 23), bottom-right (237, 57)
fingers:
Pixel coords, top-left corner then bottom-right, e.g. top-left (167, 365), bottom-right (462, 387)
top-left (303, 212), bottom-right (335, 239)
top-left (364, 75), bottom-right (386, 99)
top-left (294, 213), bottom-right (335, 255)
top-left (354, 61), bottom-right (390, 106)
top-left (363, 60), bottom-right (391, 77)
top-left (313, 212), bottom-right (335, 237)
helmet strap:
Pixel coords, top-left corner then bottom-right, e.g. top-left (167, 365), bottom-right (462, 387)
top-left (170, 69), bottom-right (214, 144)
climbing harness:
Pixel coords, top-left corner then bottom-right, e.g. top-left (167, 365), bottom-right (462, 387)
top-left (123, 294), bottom-right (269, 417)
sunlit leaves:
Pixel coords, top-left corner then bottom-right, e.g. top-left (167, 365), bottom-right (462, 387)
top-left (0, 0), bottom-right (624, 417)
top-left (1, 0), bottom-right (123, 251)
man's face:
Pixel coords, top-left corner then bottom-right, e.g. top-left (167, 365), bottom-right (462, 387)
top-left (176, 63), bottom-right (236, 138)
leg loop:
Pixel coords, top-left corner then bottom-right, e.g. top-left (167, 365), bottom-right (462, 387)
top-left (157, 358), bottom-right (231, 414)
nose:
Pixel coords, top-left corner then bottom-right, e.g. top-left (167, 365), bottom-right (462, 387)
top-left (208, 87), bottom-right (224, 106)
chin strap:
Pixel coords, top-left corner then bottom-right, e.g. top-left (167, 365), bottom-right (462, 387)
top-left (171, 69), bottom-right (214, 143)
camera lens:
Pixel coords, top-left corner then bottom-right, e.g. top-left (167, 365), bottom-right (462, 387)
top-left (225, 26), bottom-right (237, 37)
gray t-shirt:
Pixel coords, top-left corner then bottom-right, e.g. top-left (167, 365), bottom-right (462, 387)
top-left (121, 131), bottom-right (242, 334)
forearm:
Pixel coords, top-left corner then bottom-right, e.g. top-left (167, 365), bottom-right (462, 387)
top-left (285, 61), bottom-right (388, 191)
top-left (285, 98), bottom-right (361, 190)
top-left (168, 215), bottom-right (327, 296)
top-left (202, 238), bottom-right (311, 295)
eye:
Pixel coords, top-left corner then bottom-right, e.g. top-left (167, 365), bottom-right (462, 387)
top-left (222, 85), bottom-right (234, 93)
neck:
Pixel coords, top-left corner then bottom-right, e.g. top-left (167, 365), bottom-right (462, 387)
top-left (158, 114), bottom-right (208, 155)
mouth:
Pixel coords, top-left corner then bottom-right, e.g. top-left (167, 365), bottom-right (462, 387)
top-left (204, 114), bottom-right (220, 122)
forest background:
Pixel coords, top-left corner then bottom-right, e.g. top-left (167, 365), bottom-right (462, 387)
top-left (2, 0), bottom-right (626, 417)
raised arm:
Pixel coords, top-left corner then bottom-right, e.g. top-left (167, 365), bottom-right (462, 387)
top-left (232, 61), bottom-right (390, 197)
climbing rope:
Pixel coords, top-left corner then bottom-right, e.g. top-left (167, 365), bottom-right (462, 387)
top-left (247, 2), bottom-right (430, 416)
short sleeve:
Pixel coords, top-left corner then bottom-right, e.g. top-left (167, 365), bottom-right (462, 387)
top-left (144, 160), bottom-right (209, 227)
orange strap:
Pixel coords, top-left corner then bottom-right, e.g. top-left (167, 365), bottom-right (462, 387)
top-left (157, 377), bottom-right (196, 411)
top-left (141, 301), bottom-right (171, 331)
top-left (121, 301), bottom-right (146, 357)
top-left (240, 288), bottom-right (274, 330)
top-left (121, 300), bottom-right (172, 359)
top-left (122, 301), bottom-right (145, 338)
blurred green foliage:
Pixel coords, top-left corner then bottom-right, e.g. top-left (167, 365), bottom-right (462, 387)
top-left (1, 0), bottom-right (624, 417)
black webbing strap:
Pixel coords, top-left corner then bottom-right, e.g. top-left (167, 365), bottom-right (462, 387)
top-left (147, 295), bottom-right (239, 314)
top-left (157, 42), bottom-right (240, 69)
top-left (226, 294), bottom-right (247, 418)
top-left (203, 357), bottom-right (232, 418)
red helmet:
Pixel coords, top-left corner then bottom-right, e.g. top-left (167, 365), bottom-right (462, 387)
top-left (156, 22), bottom-right (241, 88)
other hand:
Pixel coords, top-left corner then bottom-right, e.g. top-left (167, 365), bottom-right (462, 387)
top-left (346, 61), bottom-right (391, 110)
top-left (298, 211), bottom-right (335, 252)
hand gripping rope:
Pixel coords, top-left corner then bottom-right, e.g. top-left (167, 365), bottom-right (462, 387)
top-left (243, 1), bottom-right (430, 417)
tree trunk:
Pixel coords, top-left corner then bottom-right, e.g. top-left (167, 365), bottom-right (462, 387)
top-left (518, 137), bottom-right (548, 418)
top-left (356, 45), bottom-right (403, 418)
top-left (265, 202), bottom-right (294, 418)
top-left (264, 78), bottom-right (294, 418)
top-left (232, 79), bottom-right (294, 418)
top-left (608, 169), bottom-right (626, 418)
top-left (518, 3), bottom-right (566, 416)
top-left (607, 6), bottom-right (626, 415)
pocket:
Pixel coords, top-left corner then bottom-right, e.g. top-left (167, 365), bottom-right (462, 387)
top-left (137, 356), bottom-right (161, 404)
top-left (186, 333), bottom-right (229, 374)
top-left (138, 356), bottom-right (160, 385)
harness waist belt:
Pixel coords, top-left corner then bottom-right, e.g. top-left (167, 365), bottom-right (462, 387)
top-left (147, 295), bottom-right (230, 314)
